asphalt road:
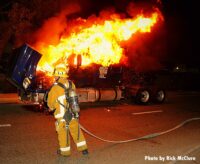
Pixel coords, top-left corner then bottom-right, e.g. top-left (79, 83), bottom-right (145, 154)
top-left (0, 91), bottom-right (200, 164)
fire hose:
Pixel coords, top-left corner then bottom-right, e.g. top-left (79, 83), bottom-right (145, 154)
top-left (79, 117), bottom-right (200, 143)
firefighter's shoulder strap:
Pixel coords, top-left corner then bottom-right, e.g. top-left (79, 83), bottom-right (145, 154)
top-left (43, 80), bottom-right (72, 102)
top-left (56, 80), bottom-right (72, 100)
top-left (56, 81), bottom-right (74, 123)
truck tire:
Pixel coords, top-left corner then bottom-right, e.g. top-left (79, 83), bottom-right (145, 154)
top-left (154, 89), bottom-right (165, 104)
top-left (136, 89), bottom-right (150, 104)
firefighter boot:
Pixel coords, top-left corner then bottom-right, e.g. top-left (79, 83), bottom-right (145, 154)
top-left (57, 149), bottom-right (70, 157)
top-left (82, 149), bottom-right (89, 155)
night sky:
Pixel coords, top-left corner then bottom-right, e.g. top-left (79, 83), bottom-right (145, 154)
top-left (162, 0), bottom-right (200, 67)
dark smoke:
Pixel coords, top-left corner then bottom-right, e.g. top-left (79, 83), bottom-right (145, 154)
top-left (124, 2), bottom-right (166, 72)
top-left (123, 24), bottom-right (166, 72)
top-left (29, 2), bottom-right (81, 48)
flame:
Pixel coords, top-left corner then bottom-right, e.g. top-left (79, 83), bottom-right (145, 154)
top-left (35, 11), bottom-right (161, 73)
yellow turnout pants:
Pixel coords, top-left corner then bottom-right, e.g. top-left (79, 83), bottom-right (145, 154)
top-left (55, 118), bottom-right (88, 156)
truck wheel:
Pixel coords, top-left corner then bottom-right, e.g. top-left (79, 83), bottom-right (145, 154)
top-left (154, 89), bottom-right (165, 103)
top-left (136, 89), bottom-right (150, 104)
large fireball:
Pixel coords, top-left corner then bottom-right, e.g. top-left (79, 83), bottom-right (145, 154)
top-left (34, 9), bottom-right (163, 74)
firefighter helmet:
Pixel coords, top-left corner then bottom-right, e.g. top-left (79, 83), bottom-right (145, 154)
top-left (53, 64), bottom-right (69, 77)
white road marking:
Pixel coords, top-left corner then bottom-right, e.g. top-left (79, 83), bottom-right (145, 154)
top-left (132, 110), bottom-right (163, 115)
top-left (0, 124), bottom-right (11, 127)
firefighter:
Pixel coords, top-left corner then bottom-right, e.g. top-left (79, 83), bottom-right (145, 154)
top-left (47, 64), bottom-right (88, 157)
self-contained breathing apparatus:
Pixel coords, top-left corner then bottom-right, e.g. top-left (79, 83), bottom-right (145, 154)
top-left (56, 81), bottom-right (80, 122)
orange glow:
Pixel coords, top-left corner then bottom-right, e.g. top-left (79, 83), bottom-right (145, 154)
top-left (35, 11), bottom-right (161, 74)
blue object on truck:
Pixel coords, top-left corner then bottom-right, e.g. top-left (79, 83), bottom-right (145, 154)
top-left (6, 44), bottom-right (42, 89)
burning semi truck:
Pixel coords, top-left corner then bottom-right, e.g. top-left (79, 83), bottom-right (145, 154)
top-left (5, 44), bottom-right (165, 106)
top-left (3, 8), bottom-right (166, 106)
